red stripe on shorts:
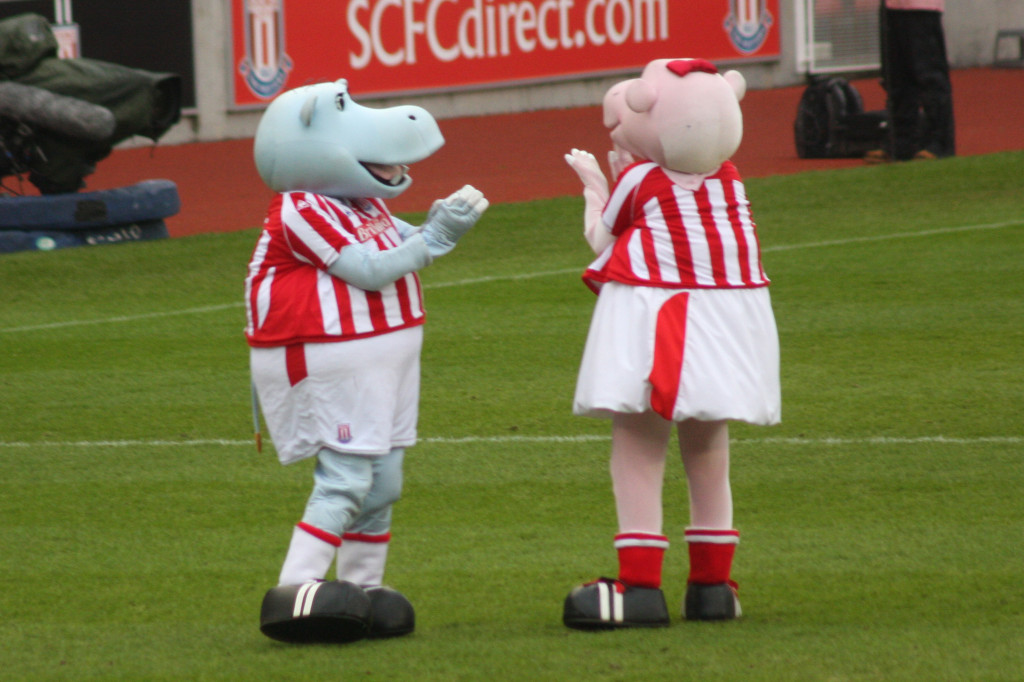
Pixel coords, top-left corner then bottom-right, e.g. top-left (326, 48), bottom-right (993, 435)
top-left (648, 292), bottom-right (690, 420)
top-left (285, 344), bottom-right (308, 386)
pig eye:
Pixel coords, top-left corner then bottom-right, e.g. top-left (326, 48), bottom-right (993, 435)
top-left (335, 93), bottom-right (346, 111)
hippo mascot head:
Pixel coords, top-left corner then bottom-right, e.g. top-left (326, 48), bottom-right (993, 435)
top-left (253, 79), bottom-right (444, 199)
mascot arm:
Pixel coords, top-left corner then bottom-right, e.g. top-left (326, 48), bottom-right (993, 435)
top-left (392, 216), bottom-right (422, 239)
top-left (583, 203), bottom-right (616, 255)
top-left (327, 233), bottom-right (433, 291)
top-left (565, 149), bottom-right (615, 254)
top-left (421, 185), bottom-right (489, 257)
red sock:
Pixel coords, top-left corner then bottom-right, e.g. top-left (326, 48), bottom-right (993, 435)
top-left (615, 532), bottom-right (669, 588)
top-left (685, 528), bottom-right (739, 586)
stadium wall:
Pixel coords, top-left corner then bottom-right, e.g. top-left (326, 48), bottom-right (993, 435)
top-left (178, 0), bottom-right (1022, 144)
top-left (3, 1), bottom-right (1015, 145)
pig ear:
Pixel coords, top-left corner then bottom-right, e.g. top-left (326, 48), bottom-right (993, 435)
top-left (723, 70), bottom-right (746, 102)
top-left (299, 94), bottom-right (317, 127)
top-left (625, 79), bottom-right (658, 113)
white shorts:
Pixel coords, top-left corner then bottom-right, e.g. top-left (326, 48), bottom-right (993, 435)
top-left (574, 283), bottom-right (781, 425)
top-left (251, 327), bottom-right (422, 464)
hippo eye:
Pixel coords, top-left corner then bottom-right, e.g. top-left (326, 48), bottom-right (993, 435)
top-left (335, 93), bottom-right (346, 111)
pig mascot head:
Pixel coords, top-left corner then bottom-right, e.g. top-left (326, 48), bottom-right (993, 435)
top-left (253, 79), bottom-right (444, 199)
top-left (603, 58), bottom-right (746, 177)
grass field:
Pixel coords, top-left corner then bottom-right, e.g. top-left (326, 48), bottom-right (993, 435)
top-left (2, 151), bottom-right (1023, 680)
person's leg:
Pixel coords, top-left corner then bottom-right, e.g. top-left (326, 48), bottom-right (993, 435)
top-left (905, 11), bottom-right (955, 157)
top-left (883, 9), bottom-right (923, 160)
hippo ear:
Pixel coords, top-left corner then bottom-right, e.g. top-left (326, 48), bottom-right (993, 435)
top-left (723, 70), bottom-right (746, 102)
top-left (625, 79), bottom-right (658, 113)
top-left (299, 94), bottom-right (317, 127)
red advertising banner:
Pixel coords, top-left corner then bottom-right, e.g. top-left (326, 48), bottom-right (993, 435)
top-left (231, 0), bottom-right (780, 108)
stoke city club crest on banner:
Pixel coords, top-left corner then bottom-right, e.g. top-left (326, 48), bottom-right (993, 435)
top-left (239, 0), bottom-right (293, 99)
top-left (724, 0), bottom-right (774, 54)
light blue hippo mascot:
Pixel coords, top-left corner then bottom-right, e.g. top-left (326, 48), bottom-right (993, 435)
top-left (245, 79), bottom-right (488, 644)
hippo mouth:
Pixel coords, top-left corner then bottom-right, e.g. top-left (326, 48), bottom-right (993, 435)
top-left (362, 162), bottom-right (408, 187)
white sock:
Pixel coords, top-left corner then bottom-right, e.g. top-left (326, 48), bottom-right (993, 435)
top-left (336, 532), bottom-right (391, 587)
top-left (277, 523), bottom-right (340, 586)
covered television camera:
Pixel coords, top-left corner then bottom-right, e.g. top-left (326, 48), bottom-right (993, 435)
top-left (0, 13), bottom-right (181, 194)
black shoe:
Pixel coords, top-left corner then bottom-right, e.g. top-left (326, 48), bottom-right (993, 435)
top-left (683, 582), bottom-right (741, 621)
top-left (366, 586), bottom-right (415, 638)
top-left (563, 577), bottom-right (670, 630)
top-left (260, 580), bottom-right (371, 643)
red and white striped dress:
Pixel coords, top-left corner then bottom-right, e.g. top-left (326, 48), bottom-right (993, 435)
top-left (574, 161), bottom-right (780, 425)
top-left (583, 160), bottom-right (769, 293)
top-left (244, 192), bottom-right (425, 348)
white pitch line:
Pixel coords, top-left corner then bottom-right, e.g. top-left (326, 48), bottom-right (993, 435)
top-left (0, 435), bottom-right (1021, 449)
top-left (2, 219), bottom-right (1021, 335)
top-left (761, 220), bottom-right (1023, 254)
top-left (423, 268), bottom-right (581, 290)
top-left (0, 303), bottom-right (241, 333)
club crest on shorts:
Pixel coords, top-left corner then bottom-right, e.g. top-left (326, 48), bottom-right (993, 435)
top-left (337, 424), bottom-right (352, 443)
top-left (239, 0), bottom-right (292, 100)
top-left (724, 0), bottom-right (774, 54)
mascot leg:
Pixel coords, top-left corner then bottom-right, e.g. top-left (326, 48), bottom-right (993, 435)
top-left (563, 411), bottom-right (672, 630)
top-left (678, 419), bottom-right (742, 620)
top-left (261, 448), bottom-right (376, 644)
top-left (335, 447), bottom-right (415, 638)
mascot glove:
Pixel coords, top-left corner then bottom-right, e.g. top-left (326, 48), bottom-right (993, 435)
top-left (564, 149), bottom-right (609, 204)
top-left (421, 184), bottom-right (489, 257)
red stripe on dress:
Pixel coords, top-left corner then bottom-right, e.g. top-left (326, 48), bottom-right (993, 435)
top-left (694, 184), bottom-right (728, 287)
top-left (285, 344), bottom-right (307, 386)
top-left (648, 292), bottom-right (690, 420)
top-left (722, 179), bottom-right (753, 285)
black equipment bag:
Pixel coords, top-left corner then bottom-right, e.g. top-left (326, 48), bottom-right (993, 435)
top-left (794, 77), bottom-right (890, 159)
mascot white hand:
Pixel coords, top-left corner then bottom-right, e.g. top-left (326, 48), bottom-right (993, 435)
top-left (421, 184), bottom-right (489, 257)
top-left (564, 148), bottom-right (609, 202)
top-left (564, 148), bottom-right (614, 254)
top-left (607, 144), bottom-right (635, 179)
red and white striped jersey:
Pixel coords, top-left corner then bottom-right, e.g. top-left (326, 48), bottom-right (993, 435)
top-left (583, 161), bottom-right (770, 293)
top-left (245, 192), bottom-right (425, 347)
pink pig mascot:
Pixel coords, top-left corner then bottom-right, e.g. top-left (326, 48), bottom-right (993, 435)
top-left (562, 59), bottom-right (781, 629)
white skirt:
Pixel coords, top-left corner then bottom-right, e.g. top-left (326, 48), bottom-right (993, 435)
top-left (251, 327), bottom-right (422, 464)
top-left (574, 283), bottom-right (781, 425)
